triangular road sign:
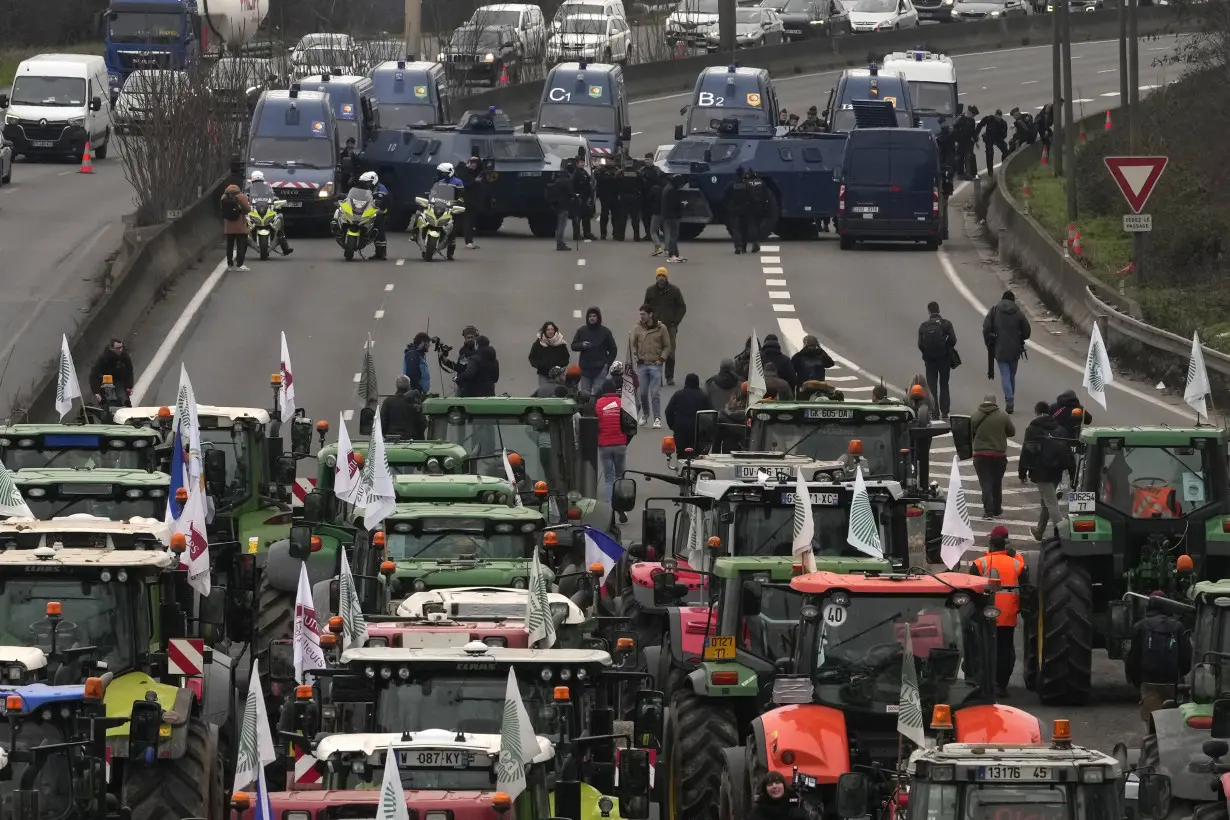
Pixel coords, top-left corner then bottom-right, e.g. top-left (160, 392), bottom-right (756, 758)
top-left (1104, 156), bottom-right (1168, 214)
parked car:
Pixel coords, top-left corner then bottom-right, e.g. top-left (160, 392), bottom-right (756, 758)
top-left (290, 33), bottom-right (363, 80)
top-left (468, 4), bottom-right (548, 61)
top-left (551, 0), bottom-right (628, 29)
top-left (666, 0), bottom-right (721, 47)
top-left (442, 24), bottom-right (524, 85)
top-left (953, 0), bottom-right (1029, 18)
top-left (848, 0), bottom-right (919, 29)
top-left (547, 13), bottom-right (633, 63)
top-left (706, 7), bottom-right (788, 49)
top-left (779, 0), bottom-right (851, 38)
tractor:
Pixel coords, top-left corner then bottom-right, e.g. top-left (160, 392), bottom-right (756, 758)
top-left (13, 468), bottom-right (170, 522)
top-left (1023, 426), bottom-right (1230, 706)
top-left (0, 424), bottom-right (161, 472)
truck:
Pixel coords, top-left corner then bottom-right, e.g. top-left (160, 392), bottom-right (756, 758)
top-left (101, 0), bottom-right (270, 95)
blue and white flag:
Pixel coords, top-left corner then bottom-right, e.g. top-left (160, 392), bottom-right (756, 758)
top-left (582, 526), bottom-right (625, 583)
top-left (165, 427), bottom-right (187, 524)
top-left (253, 760), bottom-right (275, 820)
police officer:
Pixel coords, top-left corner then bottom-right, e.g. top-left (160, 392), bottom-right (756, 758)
top-left (976, 108), bottom-right (1010, 177)
top-left (639, 154), bottom-right (660, 240)
top-left (595, 161), bottom-right (619, 240)
top-left (953, 105), bottom-right (978, 180)
top-left (572, 155), bottom-right (598, 242)
top-left (936, 116), bottom-right (956, 196)
top-left (724, 168), bottom-right (754, 254)
top-left (744, 169), bottom-right (769, 253)
top-left (614, 158), bottom-right (643, 242)
top-left (970, 526), bottom-right (1027, 698)
top-left (799, 105), bottom-right (823, 132)
top-left (457, 156), bottom-right (485, 249)
top-left (338, 137), bottom-right (359, 191)
top-left (1127, 593), bottom-right (1192, 728)
top-left (358, 170), bottom-right (389, 260)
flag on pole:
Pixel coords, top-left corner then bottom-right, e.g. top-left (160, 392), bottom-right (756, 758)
top-left (897, 623), bottom-right (926, 748)
top-left (357, 334), bottom-right (378, 405)
top-left (172, 477), bottom-right (212, 596)
top-left (1082, 322), bottom-right (1113, 410)
top-left (619, 362), bottom-right (637, 418)
top-left (684, 503), bottom-right (705, 569)
top-left (847, 466), bottom-right (883, 558)
top-left (748, 330), bottom-right (766, 404)
top-left (293, 563), bottom-right (325, 684)
top-left (1186, 330), bottom-right (1211, 421)
top-left (526, 548), bottom-right (556, 649)
top-left (792, 467), bottom-right (818, 574)
top-left (279, 331), bottom-right (296, 421)
top-left (55, 335), bottom-right (82, 421)
top-left (376, 743), bottom-right (410, 820)
top-left (503, 450), bottom-right (524, 507)
top-left (495, 667), bottom-right (540, 801)
top-left (174, 365), bottom-right (203, 486)
top-left (582, 526), bottom-right (626, 583)
top-left (233, 660), bottom-right (277, 793)
top-left (0, 458), bottom-right (33, 519)
top-left (338, 549), bottom-right (368, 650)
top-left (939, 456), bottom-right (975, 570)
top-left (334, 414), bottom-right (362, 505)
top-left (357, 414), bottom-right (397, 531)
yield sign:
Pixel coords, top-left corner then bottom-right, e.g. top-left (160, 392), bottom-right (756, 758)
top-left (1104, 156), bottom-right (1168, 214)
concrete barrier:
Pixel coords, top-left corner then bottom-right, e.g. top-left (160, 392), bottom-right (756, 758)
top-left (14, 177), bottom-right (230, 422)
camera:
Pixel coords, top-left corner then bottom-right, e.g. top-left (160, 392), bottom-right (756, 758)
top-left (430, 336), bottom-right (453, 356)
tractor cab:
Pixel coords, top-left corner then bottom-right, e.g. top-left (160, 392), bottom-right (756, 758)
top-left (12, 468), bottom-right (169, 522)
top-left (0, 424), bottom-right (161, 471)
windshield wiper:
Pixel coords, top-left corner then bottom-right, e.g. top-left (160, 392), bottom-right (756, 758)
top-left (781, 425), bottom-right (829, 457)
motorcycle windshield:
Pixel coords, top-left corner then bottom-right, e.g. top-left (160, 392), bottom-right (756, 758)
top-left (249, 181), bottom-right (275, 199)
top-left (346, 188), bottom-right (374, 212)
top-left (428, 182), bottom-right (457, 208)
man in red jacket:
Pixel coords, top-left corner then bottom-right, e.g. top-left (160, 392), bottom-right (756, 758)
top-left (595, 379), bottom-right (630, 509)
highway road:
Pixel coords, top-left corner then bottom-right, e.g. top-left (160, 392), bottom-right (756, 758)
top-left (123, 35), bottom-right (1191, 738)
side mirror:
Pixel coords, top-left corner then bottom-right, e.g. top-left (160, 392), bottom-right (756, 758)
top-left (616, 749), bottom-right (652, 819)
top-left (1137, 772), bottom-right (1171, 820)
top-left (301, 489), bottom-right (325, 524)
top-left (679, 105), bottom-right (688, 116)
top-left (203, 448), bottom-right (227, 492)
top-left (621, 125), bottom-right (633, 141)
top-left (632, 690), bottom-right (664, 749)
top-left (199, 588), bottom-right (226, 626)
top-left (652, 570), bottom-right (684, 606)
top-left (89, 96), bottom-right (102, 112)
top-left (612, 478), bottom-right (636, 513)
top-left (524, 119), bottom-right (533, 133)
top-left (673, 124), bottom-right (684, 141)
top-left (641, 508), bottom-right (667, 554)
top-left (288, 524), bottom-right (314, 561)
top-left (1193, 663), bottom-right (1217, 703)
top-left (0, 94), bottom-right (8, 108)
top-left (275, 453), bottom-right (298, 485)
top-left (835, 772), bottom-right (870, 819)
top-left (1212, 698), bottom-right (1230, 738)
top-left (741, 579), bottom-right (762, 617)
top-left (694, 410), bottom-right (717, 454)
top-left (948, 413), bottom-right (973, 460)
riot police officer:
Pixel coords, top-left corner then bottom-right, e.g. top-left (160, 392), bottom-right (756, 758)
top-left (744, 169), bottom-right (769, 253)
top-left (639, 153), bottom-right (660, 241)
top-left (614, 158), bottom-right (643, 242)
top-left (595, 162), bottom-right (619, 240)
top-left (724, 168), bottom-right (754, 254)
top-left (358, 170), bottom-right (389, 260)
top-left (572, 156), bottom-right (597, 242)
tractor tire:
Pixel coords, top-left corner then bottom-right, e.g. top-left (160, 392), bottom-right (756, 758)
top-left (1037, 539), bottom-right (1094, 705)
top-left (1193, 803), bottom-right (1228, 820)
top-left (122, 718), bottom-right (223, 820)
top-left (1022, 605), bottom-right (1038, 692)
top-left (256, 573), bottom-right (295, 656)
top-left (666, 686), bottom-right (737, 820)
top-left (717, 747), bottom-right (748, 820)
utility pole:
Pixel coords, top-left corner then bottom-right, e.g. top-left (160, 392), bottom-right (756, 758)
top-left (404, 0), bottom-right (422, 60)
top-left (719, 0), bottom-right (737, 53)
top-left (1127, 0), bottom-right (1143, 281)
top-left (1061, 0), bottom-right (1077, 224)
top-left (1051, 2), bottom-right (1064, 175)
top-left (1118, 0), bottom-right (1129, 135)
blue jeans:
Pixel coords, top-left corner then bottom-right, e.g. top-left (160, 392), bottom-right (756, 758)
top-left (637, 363), bottom-right (663, 419)
top-left (998, 359), bottom-right (1019, 405)
top-left (580, 369), bottom-right (608, 394)
top-left (599, 444), bottom-right (627, 504)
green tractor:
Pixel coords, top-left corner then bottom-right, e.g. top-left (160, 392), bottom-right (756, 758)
top-left (1025, 426), bottom-right (1230, 706)
top-left (12, 468), bottom-right (170, 521)
top-left (0, 424), bottom-right (162, 471)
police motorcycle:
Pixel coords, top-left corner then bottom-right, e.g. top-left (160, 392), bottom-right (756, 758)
top-left (411, 181), bottom-right (466, 262)
top-left (331, 172), bottom-right (382, 261)
top-left (245, 174), bottom-right (288, 261)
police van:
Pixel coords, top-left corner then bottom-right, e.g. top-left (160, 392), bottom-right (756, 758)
top-left (676, 64), bottom-right (780, 139)
top-left (368, 60), bottom-right (451, 129)
top-left (533, 60), bottom-right (631, 162)
top-left (822, 64), bottom-right (917, 133)
top-left (881, 49), bottom-right (959, 132)
top-left (246, 85), bottom-right (345, 226)
top-left (303, 73), bottom-right (379, 150)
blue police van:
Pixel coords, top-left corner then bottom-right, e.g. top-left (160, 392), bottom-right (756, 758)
top-left (823, 65), bottom-right (918, 133)
top-left (675, 65), bottom-right (780, 139)
top-left (246, 85), bottom-right (345, 226)
top-left (302, 73), bottom-right (379, 151)
top-left (533, 61), bottom-right (632, 162)
top-left (367, 60), bottom-right (452, 129)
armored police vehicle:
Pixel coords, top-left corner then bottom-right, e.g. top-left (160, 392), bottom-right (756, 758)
top-left (367, 60), bottom-right (451, 129)
top-left (246, 85), bottom-right (346, 225)
top-left (676, 65), bottom-right (780, 139)
top-left (534, 60), bottom-right (632, 162)
top-left (882, 49), bottom-right (959, 132)
top-left (302, 73), bottom-right (379, 149)
top-left (822, 64), bottom-right (918, 133)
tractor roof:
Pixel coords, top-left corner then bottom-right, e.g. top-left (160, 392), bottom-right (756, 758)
top-left (1079, 425), bottom-right (1230, 446)
top-left (14, 469), bottom-right (170, 485)
top-left (712, 555), bottom-right (893, 580)
top-left (791, 570), bottom-right (994, 595)
top-left (317, 439), bottom-right (468, 463)
top-left (749, 400), bottom-right (916, 421)
top-left (421, 397), bottom-right (580, 417)
top-left (314, 728), bottom-right (554, 764)
top-left (392, 475), bottom-right (515, 502)
top-left (115, 405), bottom-right (271, 426)
top-left (0, 517), bottom-right (171, 548)
top-left (0, 424), bottom-right (159, 439)
top-left (696, 478), bottom-right (904, 501)
top-left (341, 644), bottom-right (612, 667)
top-left (0, 647), bottom-right (47, 671)
top-left (386, 503), bottom-right (545, 523)
top-left (0, 547), bottom-right (173, 568)
top-left (908, 742), bottom-right (1120, 775)
top-left (1192, 579), bottom-right (1230, 597)
top-left (394, 586), bottom-right (586, 624)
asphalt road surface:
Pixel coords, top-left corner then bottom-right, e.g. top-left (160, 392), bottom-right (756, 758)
top-left (124, 35), bottom-right (1192, 743)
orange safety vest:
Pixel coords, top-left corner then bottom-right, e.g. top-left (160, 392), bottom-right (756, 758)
top-left (1132, 486), bottom-right (1179, 519)
top-left (974, 550), bottom-right (1026, 627)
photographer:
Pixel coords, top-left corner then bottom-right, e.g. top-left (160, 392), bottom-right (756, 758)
top-left (438, 325), bottom-right (480, 376)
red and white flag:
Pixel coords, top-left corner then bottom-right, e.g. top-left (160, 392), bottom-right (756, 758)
top-left (334, 413), bottom-right (361, 504)
top-left (173, 479), bottom-right (211, 596)
top-left (293, 563), bottom-right (325, 684)
top-left (279, 331), bottom-right (296, 421)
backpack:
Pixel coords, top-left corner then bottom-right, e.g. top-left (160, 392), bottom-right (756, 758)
top-left (1140, 621), bottom-right (1180, 680)
top-left (1039, 429), bottom-right (1070, 474)
top-left (220, 191), bottom-right (242, 220)
top-left (919, 318), bottom-right (948, 360)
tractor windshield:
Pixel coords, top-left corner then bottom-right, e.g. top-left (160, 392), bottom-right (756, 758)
top-left (732, 498), bottom-right (893, 557)
top-left (24, 493), bottom-right (162, 521)
top-left (1095, 444), bottom-right (1213, 519)
top-left (386, 526), bottom-right (534, 561)
top-left (751, 421), bottom-right (899, 477)
top-left (809, 594), bottom-right (986, 714)
top-left (430, 415), bottom-right (569, 490)
top-left (0, 721), bottom-right (73, 819)
top-left (199, 427), bottom-right (253, 508)
top-left (0, 579), bottom-right (137, 673)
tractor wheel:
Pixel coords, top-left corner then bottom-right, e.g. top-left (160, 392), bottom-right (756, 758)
top-left (1022, 605), bottom-right (1038, 691)
top-left (122, 718), bottom-right (223, 820)
top-left (255, 572), bottom-right (295, 656)
top-left (717, 747), bottom-right (748, 820)
top-left (666, 686), bottom-right (738, 820)
top-left (1193, 803), bottom-right (1228, 820)
top-left (1037, 538), bottom-right (1094, 705)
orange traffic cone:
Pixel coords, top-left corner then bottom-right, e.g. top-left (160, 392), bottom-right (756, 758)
top-left (79, 141), bottom-right (94, 174)
top-left (498, 64), bottom-right (509, 86)
top-left (1104, 109), bottom-right (1113, 130)
top-left (1040, 145), bottom-right (1049, 165)
top-left (1078, 123), bottom-right (1087, 143)
top-left (1072, 230), bottom-right (1083, 256)
top-left (1021, 180), bottom-right (1031, 199)
top-left (1066, 223), bottom-right (1076, 246)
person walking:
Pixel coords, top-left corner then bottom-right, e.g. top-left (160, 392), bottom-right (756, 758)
top-left (90, 338), bottom-right (135, 404)
top-left (1020, 400), bottom-right (1076, 541)
top-left (630, 304), bottom-right (672, 428)
top-left (971, 393), bottom-right (1015, 519)
top-left (918, 301), bottom-right (958, 418)
top-left (791, 335), bottom-right (836, 384)
top-left (614, 158), bottom-right (643, 242)
top-left (220, 183), bottom-right (251, 271)
top-left (1050, 389), bottom-right (1092, 439)
top-left (705, 359), bottom-right (741, 411)
top-left (660, 175), bottom-right (686, 263)
top-left (982, 290), bottom-right (1031, 414)
top-left (1127, 595), bottom-right (1192, 729)
top-left (970, 527), bottom-right (1027, 697)
top-left (976, 108), bottom-right (1011, 177)
top-left (529, 322), bottom-right (570, 388)
top-left (665, 373), bottom-right (712, 456)
top-left (595, 378), bottom-right (632, 506)
top-left (953, 105), bottom-right (978, 180)
top-left (723, 169), bottom-right (754, 254)
top-left (647, 172), bottom-right (666, 255)
top-left (380, 374), bottom-right (426, 439)
top-left (644, 268), bottom-right (686, 385)
top-left (570, 307), bottom-right (618, 393)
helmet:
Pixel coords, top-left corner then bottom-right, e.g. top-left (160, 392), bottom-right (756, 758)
top-left (437, 162), bottom-right (455, 178)
top-left (359, 171), bottom-right (378, 188)
top-left (249, 170), bottom-right (265, 183)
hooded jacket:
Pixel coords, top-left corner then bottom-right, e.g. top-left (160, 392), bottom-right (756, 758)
top-left (971, 399), bottom-right (1016, 456)
top-left (630, 320), bottom-right (672, 365)
top-left (760, 335), bottom-right (797, 387)
top-left (571, 308), bottom-right (618, 378)
top-left (458, 344), bottom-right (499, 396)
top-left (528, 328), bottom-right (570, 376)
top-left (705, 359), bottom-right (741, 410)
top-left (983, 296), bottom-right (1032, 362)
top-left (1020, 411), bottom-right (1074, 484)
top-left (665, 374), bottom-right (713, 454)
top-left (90, 347), bottom-right (135, 395)
top-left (644, 278), bottom-right (687, 326)
top-left (791, 342), bottom-right (835, 384)
top-left (1050, 389), bottom-right (1092, 438)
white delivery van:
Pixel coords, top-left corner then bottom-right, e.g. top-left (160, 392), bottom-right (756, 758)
top-left (0, 54), bottom-right (113, 160)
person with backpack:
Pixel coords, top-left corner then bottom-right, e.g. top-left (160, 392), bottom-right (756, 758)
top-left (917, 301), bottom-right (958, 418)
top-left (595, 378), bottom-right (635, 515)
top-left (220, 183), bottom-right (251, 271)
top-left (1020, 400), bottom-right (1076, 541)
top-left (1127, 595), bottom-right (1192, 727)
top-left (1050, 389), bottom-right (1092, 440)
top-left (970, 527), bottom-right (1028, 697)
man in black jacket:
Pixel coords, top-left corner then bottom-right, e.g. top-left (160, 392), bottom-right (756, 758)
top-left (1050, 389), bottom-right (1092, 439)
top-left (759, 334), bottom-right (797, 389)
top-left (571, 306), bottom-right (618, 393)
top-left (976, 108), bottom-right (1010, 178)
top-left (90, 338), bottom-right (135, 404)
top-left (660, 176), bottom-right (686, 262)
top-left (1128, 600), bottom-right (1192, 728)
top-left (639, 154), bottom-right (659, 240)
top-left (595, 163), bottom-right (618, 240)
top-left (982, 290), bottom-right (1032, 414)
top-left (644, 269), bottom-right (687, 385)
top-left (724, 170), bottom-right (754, 254)
top-left (614, 159), bottom-right (643, 242)
top-left (456, 156), bottom-right (486, 249)
top-left (664, 373), bottom-right (712, 454)
top-left (953, 105), bottom-right (978, 180)
top-left (918, 301), bottom-right (958, 418)
top-left (1019, 401), bottom-right (1075, 541)
top-left (572, 159), bottom-right (597, 241)
top-left (792, 335), bottom-right (836, 384)
top-left (457, 336), bottom-right (500, 397)
top-left (380, 375), bottom-right (426, 439)
top-left (547, 168), bottom-right (575, 251)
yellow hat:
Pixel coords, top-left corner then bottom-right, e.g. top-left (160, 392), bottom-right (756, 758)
top-left (655, 267), bottom-right (668, 277)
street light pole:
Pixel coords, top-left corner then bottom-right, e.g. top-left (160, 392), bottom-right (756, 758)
top-left (1127, 0), bottom-right (1144, 281)
top-left (1051, 1), bottom-right (1064, 175)
top-left (719, 0), bottom-right (737, 53)
top-left (1118, 0), bottom-right (1129, 134)
top-left (1061, 0), bottom-right (1077, 224)
top-left (404, 0), bottom-right (422, 60)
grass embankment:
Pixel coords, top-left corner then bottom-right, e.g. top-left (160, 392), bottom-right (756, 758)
top-left (1007, 68), bottom-right (1230, 351)
top-left (0, 43), bottom-right (103, 88)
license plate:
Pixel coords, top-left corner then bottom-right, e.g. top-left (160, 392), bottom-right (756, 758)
top-left (852, 206), bottom-right (879, 214)
top-left (282, 201), bottom-right (303, 207)
top-left (31, 140), bottom-right (55, 148)
top-left (703, 635), bottom-right (736, 660)
top-left (782, 492), bottom-right (840, 506)
top-left (1068, 491), bottom-right (1096, 513)
top-left (520, 171), bottom-right (541, 177)
top-left (977, 765), bottom-right (1052, 781)
top-left (786, 27), bottom-right (802, 32)
top-left (737, 466), bottom-right (790, 480)
top-left (803, 408), bottom-right (852, 419)
top-left (397, 749), bottom-right (474, 768)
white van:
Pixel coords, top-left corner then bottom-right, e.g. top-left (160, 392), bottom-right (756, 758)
top-left (0, 54), bottom-right (113, 160)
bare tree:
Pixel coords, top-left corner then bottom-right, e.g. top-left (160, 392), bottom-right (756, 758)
top-left (1160, 0), bottom-right (1230, 80)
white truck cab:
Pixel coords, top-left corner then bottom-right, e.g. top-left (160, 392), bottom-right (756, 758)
top-left (1, 54), bottom-right (113, 160)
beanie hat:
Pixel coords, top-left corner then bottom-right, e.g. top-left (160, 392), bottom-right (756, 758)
top-left (989, 525), bottom-right (1009, 539)
top-left (655, 267), bottom-right (668, 278)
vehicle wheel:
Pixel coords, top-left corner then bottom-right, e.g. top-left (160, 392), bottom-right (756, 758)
top-left (1037, 537), bottom-right (1094, 705)
top-left (679, 222), bottom-right (705, 240)
top-left (424, 234), bottom-right (438, 261)
top-left (121, 718), bottom-right (223, 820)
top-left (717, 748), bottom-right (748, 820)
top-left (475, 214), bottom-right (504, 234)
top-left (925, 237), bottom-right (940, 250)
top-left (258, 234), bottom-right (271, 260)
top-left (344, 234), bottom-right (358, 260)
top-left (528, 213), bottom-right (556, 237)
top-left (774, 217), bottom-right (816, 240)
top-left (1022, 604), bottom-right (1038, 691)
top-left (255, 571), bottom-right (295, 656)
top-left (666, 686), bottom-right (738, 820)
top-left (839, 234), bottom-right (854, 250)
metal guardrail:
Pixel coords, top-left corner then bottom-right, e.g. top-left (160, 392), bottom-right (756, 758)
top-left (1085, 286), bottom-right (1230, 377)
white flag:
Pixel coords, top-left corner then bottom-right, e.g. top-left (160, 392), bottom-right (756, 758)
top-left (495, 667), bottom-right (540, 801)
top-left (174, 365), bottom-right (204, 486)
top-left (279, 331), bottom-right (296, 421)
top-left (619, 361), bottom-right (637, 417)
top-left (503, 450), bottom-right (524, 507)
top-left (338, 549), bottom-right (368, 650)
top-left (792, 467), bottom-right (818, 574)
top-left (684, 503), bottom-right (705, 569)
top-left (0, 458), bottom-right (33, 519)
top-left (358, 414), bottom-right (397, 532)
top-left (172, 478), bottom-right (212, 596)
top-left (748, 330), bottom-right (766, 404)
top-left (357, 333), bottom-right (378, 405)
top-left (1082, 322), bottom-right (1113, 411)
top-left (293, 563), bottom-right (325, 684)
top-left (897, 623), bottom-right (927, 748)
top-left (527, 548), bottom-right (556, 649)
top-left (233, 660), bottom-right (277, 793)
top-left (847, 466), bottom-right (883, 559)
top-left (939, 456), bottom-right (975, 570)
top-left (376, 743), bottom-right (410, 820)
top-left (1186, 330), bottom-right (1211, 421)
top-left (55, 335), bottom-right (82, 421)
top-left (334, 414), bottom-right (362, 505)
